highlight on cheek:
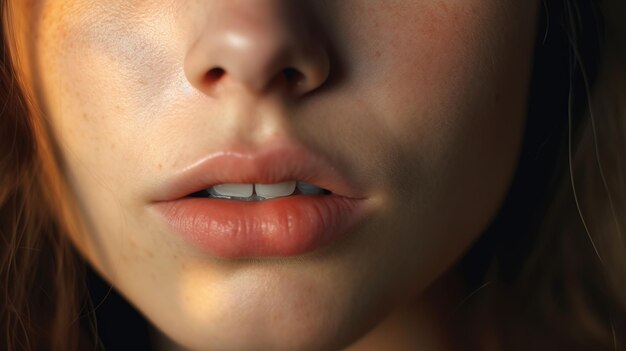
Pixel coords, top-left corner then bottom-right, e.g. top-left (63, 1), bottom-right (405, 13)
top-left (2, 0), bottom-right (624, 350)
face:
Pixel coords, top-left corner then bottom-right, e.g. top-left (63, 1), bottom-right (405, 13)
top-left (8, 1), bottom-right (538, 350)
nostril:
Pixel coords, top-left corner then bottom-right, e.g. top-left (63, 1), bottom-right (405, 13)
top-left (198, 66), bottom-right (312, 96)
top-left (282, 67), bottom-right (305, 88)
top-left (205, 67), bottom-right (225, 83)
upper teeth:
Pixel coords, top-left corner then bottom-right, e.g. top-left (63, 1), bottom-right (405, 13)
top-left (212, 183), bottom-right (255, 198)
top-left (209, 181), bottom-right (325, 200)
top-left (255, 181), bottom-right (296, 198)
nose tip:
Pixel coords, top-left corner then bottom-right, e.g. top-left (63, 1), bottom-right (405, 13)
top-left (184, 2), bottom-right (330, 98)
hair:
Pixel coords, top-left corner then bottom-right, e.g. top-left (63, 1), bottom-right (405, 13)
top-left (0, 1), bottom-right (98, 350)
top-left (1, 0), bottom-right (625, 350)
top-left (460, 0), bottom-right (626, 349)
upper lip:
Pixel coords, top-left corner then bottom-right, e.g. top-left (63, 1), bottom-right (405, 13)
top-left (152, 139), bottom-right (367, 202)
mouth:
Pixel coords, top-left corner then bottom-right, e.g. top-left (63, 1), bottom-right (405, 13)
top-left (186, 180), bottom-right (332, 201)
top-left (150, 140), bottom-right (371, 259)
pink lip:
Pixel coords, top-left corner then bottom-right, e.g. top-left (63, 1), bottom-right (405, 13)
top-left (152, 140), bottom-right (367, 202)
top-left (150, 140), bottom-right (371, 259)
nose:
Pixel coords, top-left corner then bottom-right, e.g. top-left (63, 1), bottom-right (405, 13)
top-left (184, 1), bottom-right (330, 98)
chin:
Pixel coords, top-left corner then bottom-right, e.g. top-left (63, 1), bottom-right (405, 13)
top-left (146, 277), bottom-right (388, 351)
top-left (157, 309), bottom-right (379, 351)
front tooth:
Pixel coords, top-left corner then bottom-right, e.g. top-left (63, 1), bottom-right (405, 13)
top-left (296, 181), bottom-right (325, 195)
top-left (255, 181), bottom-right (296, 199)
top-left (212, 183), bottom-right (254, 197)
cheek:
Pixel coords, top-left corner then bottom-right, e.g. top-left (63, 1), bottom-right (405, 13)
top-left (38, 6), bottom-right (176, 117)
top-left (371, 3), bottom-right (515, 131)
top-left (382, 3), bottom-right (531, 179)
top-left (31, 2), bottom-right (186, 201)
top-left (320, 1), bottom-right (536, 262)
top-left (322, 2), bottom-right (532, 180)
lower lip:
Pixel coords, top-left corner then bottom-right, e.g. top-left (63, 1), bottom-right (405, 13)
top-left (152, 195), bottom-right (370, 259)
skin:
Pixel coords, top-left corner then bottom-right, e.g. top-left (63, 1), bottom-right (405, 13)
top-left (8, 1), bottom-right (539, 350)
